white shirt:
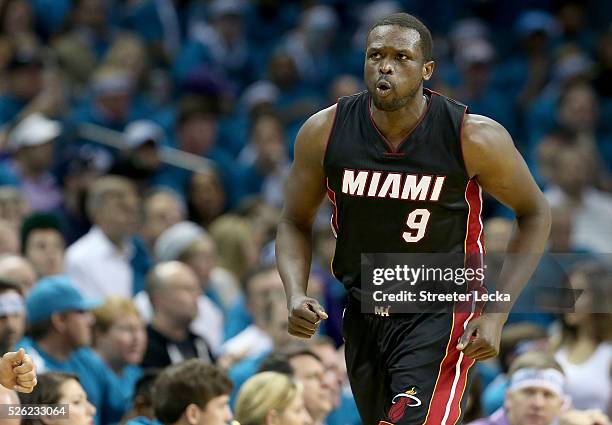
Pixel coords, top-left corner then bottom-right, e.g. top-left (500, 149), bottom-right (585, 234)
top-left (545, 187), bottom-right (612, 253)
top-left (133, 291), bottom-right (224, 355)
top-left (65, 226), bottom-right (133, 299)
top-left (220, 325), bottom-right (273, 359)
top-left (555, 343), bottom-right (612, 412)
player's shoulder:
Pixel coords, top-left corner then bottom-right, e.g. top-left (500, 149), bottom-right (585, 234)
top-left (293, 104), bottom-right (338, 162)
top-left (301, 103), bottom-right (337, 137)
top-left (462, 113), bottom-right (513, 152)
top-left (461, 114), bottom-right (516, 177)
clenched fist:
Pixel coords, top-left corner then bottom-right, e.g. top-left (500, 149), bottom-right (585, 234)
top-left (287, 295), bottom-right (328, 338)
top-left (0, 348), bottom-right (37, 393)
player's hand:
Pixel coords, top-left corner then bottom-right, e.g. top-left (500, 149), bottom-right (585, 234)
top-left (456, 313), bottom-right (506, 361)
top-left (0, 348), bottom-right (37, 393)
top-left (560, 409), bottom-right (611, 425)
top-left (287, 295), bottom-right (328, 338)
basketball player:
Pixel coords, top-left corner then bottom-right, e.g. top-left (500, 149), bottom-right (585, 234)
top-left (276, 13), bottom-right (551, 425)
top-left (0, 348), bottom-right (37, 392)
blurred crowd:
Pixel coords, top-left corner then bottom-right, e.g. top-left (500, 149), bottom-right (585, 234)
top-left (0, 0), bottom-right (609, 424)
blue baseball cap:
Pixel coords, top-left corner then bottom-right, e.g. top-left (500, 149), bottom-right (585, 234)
top-left (26, 276), bottom-right (102, 324)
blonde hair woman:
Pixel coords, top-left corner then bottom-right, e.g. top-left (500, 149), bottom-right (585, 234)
top-left (235, 372), bottom-right (312, 425)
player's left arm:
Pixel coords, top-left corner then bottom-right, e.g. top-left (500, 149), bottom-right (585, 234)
top-left (457, 114), bottom-right (552, 361)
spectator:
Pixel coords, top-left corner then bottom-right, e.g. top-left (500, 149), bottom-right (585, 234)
top-left (19, 372), bottom-right (96, 425)
top-left (120, 368), bottom-right (160, 425)
top-left (52, 0), bottom-right (114, 87)
top-left (103, 33), bottom-right (150, 93)
top-left (234, 371), bottom-right (312, 425)
top-left (53, 146), bottom-right (108, 246)
top-left (140, 188), bottom-right (186, 253)
top-left (0, 279), bottom-right (25, 353)
top-left (92, 297), bottom-right (146, 401)
top-left (0, 113), bottom-right (63, 212)
top-left (453, 39), bottom-right (516, 136)
top-left (182, 0), bottom-right (252, 89)
top-left (0, 0), bottom-right (39, 46)
top-left (209, 214), bottom-right (259, 292)
top-left (0, 187), bottom-right (29, 230)
top-left (69, 65), bottom-right (145, 140)
top-left (259, 348), bottom-right (334, 425)
top-left (282, 5), bottom-right (339, 88)
top-left (187, 169), bottom-right (226, 229)
top-left (160, 95), bottom-right (244, 207)
top-left (65, 175), bottom-right (145, 299)
top-left (18, 275), bottom-right (127, 425)
top-left (239, 112), bottom-right (290, 208)
top-left (328, 74), bottom-right (362, 104)
top-left (0, 47), bottom-right (44, 125)
top-left (0, 219), bottom-right (19, 255)
top-left (0, 255), bottom-right (36, 295)
top-left (553, 262), bottom-right (612, 412)
top-left (20, 213), bottom-right (65, 277)
top-left (466, 351), bottom-right (611, 425)
top-left (481, 323), bottom-right (550, 415)
top-left (309, 338), bottom-right (341, 407)
top-left (221, 267), bottom-right (291, 360)
top-left (110, 120), bottom-right (166, 192)
top-left (151, 359), bottom-right (233, 425)
top-left (141, 221), bottom-right (225, 350)
top-left (543, 145), bottom-right (612, 252)
top-left (141, 261), bottom-right (214, 368)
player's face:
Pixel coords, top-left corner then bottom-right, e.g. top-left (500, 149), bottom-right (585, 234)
top-left (505, 386), bottom-right (564, 425)
top-left (364, 25), bottom-right (434, 111)
top-left (198, 395), bottom-right (233, 425)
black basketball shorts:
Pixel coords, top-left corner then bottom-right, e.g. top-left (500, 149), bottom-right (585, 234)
top-left (342, 297), bottom-right (478, 425)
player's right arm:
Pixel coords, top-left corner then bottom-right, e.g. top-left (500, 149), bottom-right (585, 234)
top-left (275, 105), bottom-right (336, 338)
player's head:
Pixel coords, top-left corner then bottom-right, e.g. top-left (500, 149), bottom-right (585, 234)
top-left (364, 13), bottom-right (434, 111)
top-left (153, 359), bottom-right (233, 425)
top-left (504, 351), bottom-right (567, 425)
top-left (234, 372), bottom-right (312, 425)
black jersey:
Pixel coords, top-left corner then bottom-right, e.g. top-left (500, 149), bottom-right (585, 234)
top-left (323, 88), bottom-right (484, 292)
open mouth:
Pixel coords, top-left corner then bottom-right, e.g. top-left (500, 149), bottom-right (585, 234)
top-left (376, 80), bottom-right (392, 95)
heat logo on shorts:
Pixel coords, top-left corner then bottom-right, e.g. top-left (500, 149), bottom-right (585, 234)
top-left (388, 387), bottom-right (422, 422)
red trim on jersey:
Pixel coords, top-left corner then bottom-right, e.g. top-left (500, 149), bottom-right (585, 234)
top-left (326, 178), bottom-right (339, 237)
top-left (368, 89), bottom-right (435, 154)
top-left (421, 312), bottom-right (476, 425)
top-left (464, 179), bottom-right (484, 256)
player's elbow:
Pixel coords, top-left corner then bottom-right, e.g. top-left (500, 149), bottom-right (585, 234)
top-left (516, 195), bottom-right (552, 236)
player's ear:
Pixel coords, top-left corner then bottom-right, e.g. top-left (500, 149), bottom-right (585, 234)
top-left (422, 60), bottom-right (435, 81)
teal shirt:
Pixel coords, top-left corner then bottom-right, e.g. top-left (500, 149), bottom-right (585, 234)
top-left (17, 338), bottom-right (129, 425)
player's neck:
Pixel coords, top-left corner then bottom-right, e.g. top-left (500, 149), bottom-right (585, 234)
top-left (370, 89), bottom-right (428, 146)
